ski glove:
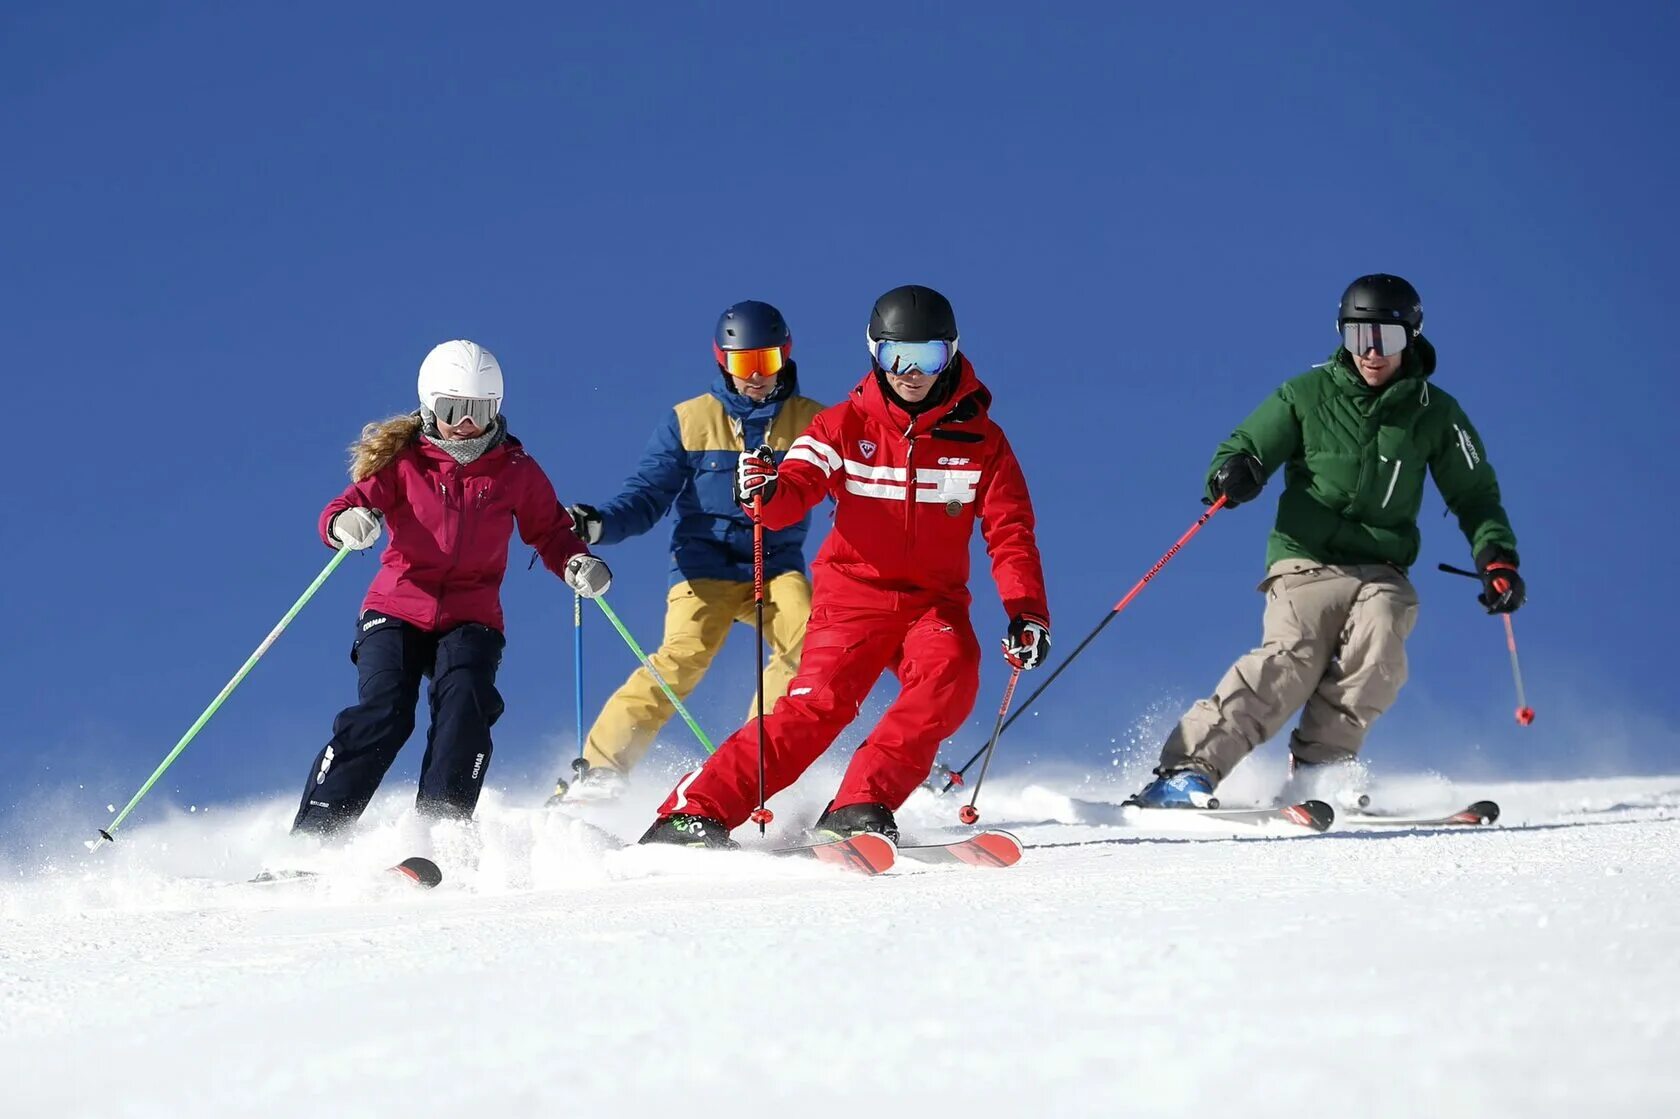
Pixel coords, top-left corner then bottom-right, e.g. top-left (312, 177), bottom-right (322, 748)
top-left (1210, 452), bottom-right (1266, 507)
top-left (735, 443), bottom-right (778, 506)
top-left (567, 503), bottom-right (604, 545)
top-left (1002, 614), bottom-right (1051, 671)
top-left (564, 555), bottom-right (613, 598)
top-left (1475, 550), bottom-right (1525, 614)
top-left (330, 507), bottom-right (383, 551)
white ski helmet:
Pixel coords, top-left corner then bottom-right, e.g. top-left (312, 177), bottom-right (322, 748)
top-left (417, 340), bottom-right (504, 414)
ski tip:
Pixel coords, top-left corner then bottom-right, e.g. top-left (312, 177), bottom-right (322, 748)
top-left (966, 830), bottom-right (1024, 867)
top-left (393, 856), bottom-right (443, 888)
top-left (1285, 800), bottom-right (1336, 832)
top-left (1457, 800), bottom-right (1501, 826)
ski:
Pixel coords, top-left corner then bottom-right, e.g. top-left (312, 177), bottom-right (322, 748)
top-left (1340, 800), bottom-right (1500, 828)
top-left (772, 833), bottom-right (896, 876)
top-left (249, 855), bottom-right (443, 889)
top-left (1071, 797), bottom-right (1335, 833)
top-left (898, 829), bottom-right (1023, 867)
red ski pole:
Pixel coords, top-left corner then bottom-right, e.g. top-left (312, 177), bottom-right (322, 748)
top-left (748, 493), bottom-right (773, 834)
top-left (959, 666), bottom-right (1023, 825)
top-left (1438, 563), bottom-right (1535, 726)
top-left (937, 497), bottom-right (1227, 793)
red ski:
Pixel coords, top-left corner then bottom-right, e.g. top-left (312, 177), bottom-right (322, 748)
top-left (773, 833), bottom-right (896, 876)
top-left (1341, 800), bottom-right (1501, 828)
top-left (898, 829), bottom-right (1023, 867)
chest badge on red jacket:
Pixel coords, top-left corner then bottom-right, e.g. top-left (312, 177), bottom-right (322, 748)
top-left (858, 440), bottom-right (876, 458)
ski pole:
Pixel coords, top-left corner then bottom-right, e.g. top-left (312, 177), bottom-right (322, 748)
top-left (1438, 563), bottom-right (1535, 726)
top-left (937, 497), bottom-right (1227, 792)
top-left (88, 546), bottom-right (354, 851)
top-left (590, 596), bottom-right (716, 755)
top-left (548, 593), bottom-right (589, 804)
top-left (748, 494), bottom-right (772, 834)
top-left (959, 666), bottom-right (1023, 825)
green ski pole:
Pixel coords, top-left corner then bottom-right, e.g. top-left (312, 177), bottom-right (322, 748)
top-left (590, 596), bottom-right (716, 755)
top-left (87, 546), bottom-right (354, 851)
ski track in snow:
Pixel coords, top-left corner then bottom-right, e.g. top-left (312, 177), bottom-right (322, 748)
top-left (3, 772), bottom-right (1678, 1118)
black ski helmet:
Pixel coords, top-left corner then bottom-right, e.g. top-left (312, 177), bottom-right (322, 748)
top-left (868, 285), bottom-right (959, 346)
top-left (714, 300), bottom-right (791, 353)
top-left (1338, 274), bottom-right (1423, 334)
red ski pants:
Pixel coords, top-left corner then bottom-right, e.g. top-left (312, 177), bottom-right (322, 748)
top-left (656, 594), bottom-right (982, 829)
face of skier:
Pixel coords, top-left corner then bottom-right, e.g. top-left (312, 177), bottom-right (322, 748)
top-left (885, 368), bottom-right (938, 403)
top-left (730, 373), bottom-right (779, 403)
top-left (1352, 348), bottom-right (1404, 387)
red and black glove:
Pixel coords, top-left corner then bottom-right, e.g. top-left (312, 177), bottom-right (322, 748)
top-left (735, 443), bottom-right (778, 506)
top-left (1210, 452), bottom-right (1266, 507)
top-left (1476, 549), bottom-right (1525, 614)
top-left (1002, 614), bottom-right (1051, 670)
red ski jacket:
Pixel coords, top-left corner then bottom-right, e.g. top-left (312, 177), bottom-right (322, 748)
top-left (320, 434), bottom-right (587, 634)
top-left (765, 359), bottom-right (1049, 623)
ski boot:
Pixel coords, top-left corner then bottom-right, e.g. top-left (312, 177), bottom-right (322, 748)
top-left (638, 814), bottom-right (738, 849)
top-left (810, 801), bottom-right (899, 844)
top-left (1125, 769), bottom-right (1217, 809)
top-left (565, 762), bottom-right (628, 804)
top-left (1283, 756), bottom-right (1370, 810)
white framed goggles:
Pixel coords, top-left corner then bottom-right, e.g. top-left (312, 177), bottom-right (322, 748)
top-left (431, 395), bottom-right (500, 427)
top-left (1341, 321), bottom-right (1409, 357)
top-left (867, 335), bottom-right (958, 376)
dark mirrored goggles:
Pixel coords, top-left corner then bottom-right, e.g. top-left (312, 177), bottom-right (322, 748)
top-left (432, 395), bottom-right (500, 427)
top-left (1341, 322), bottom-right (1409, 356)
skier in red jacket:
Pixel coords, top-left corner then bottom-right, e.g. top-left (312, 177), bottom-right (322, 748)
top-left (292, 340), bottom-right (611, 835)
top-left (640, 286), bottom-right (1051, 848)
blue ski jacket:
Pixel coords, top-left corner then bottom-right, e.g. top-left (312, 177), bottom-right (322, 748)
top-left (594, 368), bottom-right (825, 585)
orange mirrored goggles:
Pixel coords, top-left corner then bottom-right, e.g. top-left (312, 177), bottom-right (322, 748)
top-left (714, 343), bottom-right (789, 380)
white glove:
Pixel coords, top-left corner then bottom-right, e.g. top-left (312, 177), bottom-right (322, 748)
top-left (565, 554), bottom-right (612, 598)
top-left (331, 507), bottom-right (383, 551)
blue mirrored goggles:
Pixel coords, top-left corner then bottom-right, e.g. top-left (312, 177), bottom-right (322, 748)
top-left (431, 395), bottom-right (500, 427)
top-left (869, 338), bottom-right (956, 376)
top-left (1341, 321), bottom-right (1410, 357)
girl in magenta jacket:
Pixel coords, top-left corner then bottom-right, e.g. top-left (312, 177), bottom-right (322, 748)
top-left (292, 340), bottom-right (611, 835)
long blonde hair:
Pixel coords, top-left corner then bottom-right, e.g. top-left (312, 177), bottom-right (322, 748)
top-left (349, 413), bottom-right (423, 482)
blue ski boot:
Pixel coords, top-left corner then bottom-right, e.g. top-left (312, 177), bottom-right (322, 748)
top-left (1126, 769), bottom-right (1217, 809)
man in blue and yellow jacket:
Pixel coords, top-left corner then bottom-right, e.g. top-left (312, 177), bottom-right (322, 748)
top-left (557, 301), bottom-right (825, 799)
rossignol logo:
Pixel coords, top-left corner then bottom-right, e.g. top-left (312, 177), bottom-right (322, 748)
top-left (362, 616), bottom-right (388, 632)
top-left (858, 440), bottom-right (877, 458)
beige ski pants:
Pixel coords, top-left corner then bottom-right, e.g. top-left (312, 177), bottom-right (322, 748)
top-left (1158, 560), bottom-right (1420, 782)
top-left (582, 573), bottom-right (811, 774)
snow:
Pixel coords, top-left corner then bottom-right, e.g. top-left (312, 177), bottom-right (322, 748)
top-left (3, 771), bottom-right (1678, 1118)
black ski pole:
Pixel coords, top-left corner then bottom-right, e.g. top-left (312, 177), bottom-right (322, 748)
top-left (748, 493), bottom-right (773, 835)
top-left (938, 497), bottom-right (1227, 793)
top-left (959, 666), bottom-right (1023, 825)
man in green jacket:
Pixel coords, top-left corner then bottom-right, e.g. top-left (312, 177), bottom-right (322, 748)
top-left (1129, 274), bottom-right (1526, 809)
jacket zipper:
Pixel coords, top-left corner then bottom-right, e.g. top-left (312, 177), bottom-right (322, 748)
top-left (903, 422), bottom-right (917, 563)
top-left (1380, 457), bottom-right (1403, 508)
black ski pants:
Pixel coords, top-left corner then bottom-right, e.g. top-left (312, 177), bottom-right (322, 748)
top-left (292, 612), bottom-right (505, 835)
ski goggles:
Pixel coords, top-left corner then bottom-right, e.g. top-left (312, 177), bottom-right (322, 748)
top-left (869, 338), bottom-right (956, 376)
top-left (431, 395), bottom-right (500, 427)
top-left (1340, 321), bottom-right (1410, 357)
top-left (714, 344), bottom-right (788, 381)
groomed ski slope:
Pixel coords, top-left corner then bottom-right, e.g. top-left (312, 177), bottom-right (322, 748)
top-left (3, 771), bottom-right (1677, 1118)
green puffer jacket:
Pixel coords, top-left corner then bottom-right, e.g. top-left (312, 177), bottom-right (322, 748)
top-left (1207, 337), bottom-right (1518, 572)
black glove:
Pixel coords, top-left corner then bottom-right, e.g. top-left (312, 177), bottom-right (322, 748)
top-left (1475, 549), bottom-right (1525, 614)
top-left (735, 443), bottom-right (778, 506)
top-left (1209, 452), bottom-right (1266, 507)
top-left (567, 503), bottom-right (603, 545)
top-left (1002, 614), bottom-right (1051, 670)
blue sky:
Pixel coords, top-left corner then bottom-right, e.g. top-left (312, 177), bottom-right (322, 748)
top-left (4, 2), bottom-right (1675, 839)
